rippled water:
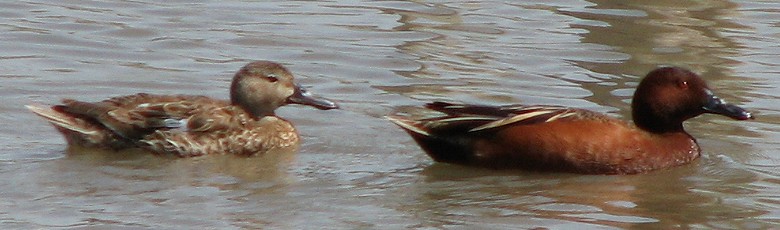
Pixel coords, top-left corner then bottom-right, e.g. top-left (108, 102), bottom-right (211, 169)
top-left (2, 0), bottom-right (779, 229)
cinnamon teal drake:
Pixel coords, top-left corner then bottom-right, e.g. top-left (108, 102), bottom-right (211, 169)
top-left (27, 61), bottom-right (338, 157)
top-left (387, 67), bottom-right (753, 174)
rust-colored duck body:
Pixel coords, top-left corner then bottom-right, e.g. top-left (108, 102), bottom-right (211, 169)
top-left (388, 67), bottom-right (753, 174)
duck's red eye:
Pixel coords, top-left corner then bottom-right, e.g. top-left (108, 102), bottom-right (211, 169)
top-left (678, 80), bottom-right (688, 89)
top-left (266, 75), bottom-right (279, 82)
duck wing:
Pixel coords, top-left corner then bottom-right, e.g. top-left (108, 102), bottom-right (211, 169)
top-left (392, 101), bottom-right (583, 136)
top-left (55, 94), bottom-right (228, 140)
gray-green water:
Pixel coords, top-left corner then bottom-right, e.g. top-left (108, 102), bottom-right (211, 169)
top-left (1, 0), bottom-right (778, 229)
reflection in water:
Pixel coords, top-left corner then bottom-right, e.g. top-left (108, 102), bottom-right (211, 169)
top-left (59, 143), bottom-right (298, 183)
top-left (2, 146), bottom-right (296, 228)
top-left (406, 162), bottom-right (765, 229)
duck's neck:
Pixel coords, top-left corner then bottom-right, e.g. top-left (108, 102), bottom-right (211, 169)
top-left (631, 103), bottom-right (686, 134)
top-left (245, 106), bottom-right (276, 118)
top-left (231, 100), bottom-right (276, 118)
top-left (230, 93), bottom-right (279, 118)
top-left (633, 116), bottom-right (684, 134)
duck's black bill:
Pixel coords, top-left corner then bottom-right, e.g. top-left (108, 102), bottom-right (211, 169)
top-left (702, 90), bottom-right (753, 120)
top-left (287, 83), bottom-right (339, 110)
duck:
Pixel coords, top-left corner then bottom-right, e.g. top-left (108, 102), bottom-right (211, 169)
top-left (387, 67), bottom-right (753, 174)
top-left (27, 61), bottom-right (338, 157)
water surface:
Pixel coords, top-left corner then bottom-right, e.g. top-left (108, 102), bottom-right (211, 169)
top-left (1, 0), bottom-right (778, 229)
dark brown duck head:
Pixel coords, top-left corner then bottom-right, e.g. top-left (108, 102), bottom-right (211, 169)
top-left (631, 67), bottom-right (753, 133)
top-left (230, 61), bottom-right (339, 117)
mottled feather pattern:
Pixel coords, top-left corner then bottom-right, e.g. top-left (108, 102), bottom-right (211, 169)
top-left (39, 93), bottom-right (302, 157)
top-left (140, 116), bottom-right (299, 157)
top-left (106, 94), bottom-right (224, 128)
top-left (185, 106), bottom-right (249, 132)
top-left (93, 94), bottom-right (300, 156)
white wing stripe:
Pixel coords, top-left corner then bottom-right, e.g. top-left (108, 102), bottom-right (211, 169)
top-left (469, 110), bottom-right (555, 132)
top-left (545, 111), bottom-right (575, 122)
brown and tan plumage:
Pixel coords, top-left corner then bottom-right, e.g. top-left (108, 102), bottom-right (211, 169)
top-left (27, 61), bottom-right (338, 157)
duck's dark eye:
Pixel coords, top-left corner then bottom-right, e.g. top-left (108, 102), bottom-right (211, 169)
top-left (266, 75), bottom-right (279, 82)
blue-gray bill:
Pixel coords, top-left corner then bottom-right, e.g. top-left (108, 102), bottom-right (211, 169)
top-left (287, 83), bottom-right (339, 110)
top-left (702, 89), bottom-right (753, 120)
